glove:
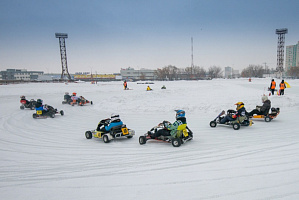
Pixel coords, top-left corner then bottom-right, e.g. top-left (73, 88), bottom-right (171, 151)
top-left (232, 114), bottom-right (237, 119)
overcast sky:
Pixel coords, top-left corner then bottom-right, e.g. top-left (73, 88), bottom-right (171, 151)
top-left (1, 0), bottom-right (299, 74)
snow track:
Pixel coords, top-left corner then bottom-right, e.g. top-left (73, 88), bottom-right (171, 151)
top-left (1, 79), bottom-right (299, 200)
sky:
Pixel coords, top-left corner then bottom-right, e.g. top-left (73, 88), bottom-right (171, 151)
top-left (1, 0), bottom-right (299, 74)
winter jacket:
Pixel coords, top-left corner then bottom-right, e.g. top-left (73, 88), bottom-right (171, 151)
top-left (104, 120), bottom-right (123, 131)
top-left (260, 100), bottom-right (271, 115)
top-left (165, 117), bottom-right (187, 137)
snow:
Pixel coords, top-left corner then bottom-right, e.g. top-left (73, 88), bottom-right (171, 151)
top-left (1, 78), bottom-right (299, 200)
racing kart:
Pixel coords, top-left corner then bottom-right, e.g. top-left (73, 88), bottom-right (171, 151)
top-left (85, 124), bottom-right (135, 143)
top-left (251, 107), bottom-right (280, 122)
top-left (139, 122), bottom-right (193, 147)
top-left (33, 105), bottom-right (64, 119)
top-left (70, 98), bottom-right (93, 106)
top-left (210, 110), bottom-right (253, 130)
top-left (20, 99), bottom-right (36, 110)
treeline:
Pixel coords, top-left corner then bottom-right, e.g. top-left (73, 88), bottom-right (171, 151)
top-left (154, 65), bottom-right (222, 80)
top-left (241, 64), bottom-right (299, 78)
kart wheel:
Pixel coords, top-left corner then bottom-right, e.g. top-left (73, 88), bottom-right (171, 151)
top-left (20, 105), bottom-right (25, 110)
top-left (60, 110), bottom-right (64, 116)
top-left (265, 116), bottom-right (271, 122)
top-left (33, 113), bottom-right (37, 118)
top-left (50, 113), bottom-right (55, 118)
top-left (139, 136), bottom-right (146, 145)
top-left (62, 101), bottom-right (67, 104)
top-left (232, 123), bottom-right (240, 130)
top-left (210, 121), bottom-right (217, 128)
top-left (85, 131), bottom-right (92, 139)
top-left (103, 135), bottom-right (110, 143)
top-left (127, 135), bottom-right (133, 139)
top-left (172, 138), bottom-right (181, 147)
top-left (91, 101), bottom-right (93, 105)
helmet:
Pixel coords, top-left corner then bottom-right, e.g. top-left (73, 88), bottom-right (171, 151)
top-left (20, 95), bottom-right (25, 99)
top-left (37, 99), bottom-right (43, 104)
top-left (261, 95), bottom-right (268, 102)
top-left (111, 113), bottom-right (120, 122)
top-left (72, 92), bottom-right (76, 96)
top-left (175, 110), bottom-right (185, 119)
top-left (65, 92), bottom-right (69, 95)
top-left (235, 102), bottom-right (244, 110)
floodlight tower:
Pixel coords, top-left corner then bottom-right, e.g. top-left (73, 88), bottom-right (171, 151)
top-left (275, 28), bottom-right (288, 75)
top-left (55, 33), bottom-right (71, 80)
top-left (191, 37), bottom-right (194, 77)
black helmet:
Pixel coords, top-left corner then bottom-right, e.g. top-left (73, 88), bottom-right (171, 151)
top-left (37, 99), bottom-right (43, 104)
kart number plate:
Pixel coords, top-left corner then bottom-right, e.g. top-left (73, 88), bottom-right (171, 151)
top-left (36, 110), bottom-right (42, 115)
top-left (122, 127), bottom-right (129, 135)
top-left (183, 129), bottom-right (188, 137)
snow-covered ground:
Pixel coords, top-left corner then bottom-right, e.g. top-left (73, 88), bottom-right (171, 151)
top-left (1, 78), bottom-right (299, 200)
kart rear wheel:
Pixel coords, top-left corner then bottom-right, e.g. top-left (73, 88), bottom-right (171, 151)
top-left (103, 135), bottom-right (110, 143)
top-left (232, 123), bottom-right (240, 130)
top-left (85, 131), bottom-right (92, 139)
top-left (265, 116), bottom-right (271, 122)
top-left (33, 113), bottom-right (37, 118)
top-left (210, 121), bottom-right (217, 128)
top-left (50, 113), bottom-right (55, 118)
top-left (20, 105), bottom-right (25, 110)
top-left (139, 136), bottom-right (146, 145)
top-left (60, 110), bottom-right (64, 116)
top-left (172, 138), bottom-right (181, 147)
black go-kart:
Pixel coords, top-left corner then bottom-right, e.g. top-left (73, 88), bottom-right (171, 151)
top-left (33, 105), bottom-right (64, 119)
top-left (85, 124), bottom-right (135, 143)
top-left (210, 110), bottom-right (253, 130)
top-left (20, 99), bottom-right (36, 110)
top-left (139, 122), bottom-right (193, 147)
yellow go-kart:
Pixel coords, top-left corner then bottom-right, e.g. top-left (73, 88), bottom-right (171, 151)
top-left (85, 124), bottom-right (135, 143)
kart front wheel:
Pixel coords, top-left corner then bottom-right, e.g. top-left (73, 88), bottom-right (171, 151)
top-left (91, 101), bottom-right (93, 105)
top-left (60, 110), bottom-right (64, 116)
top-left (103, 135), bottom-right (110, 143)
top-left (265, 116), bottom-right (271, 122)
top-left (172, 138), bottom-right (181, 147)
top-left (139, 136), bottom-right (146, 145)
top-left (232, 123), bottom-right (240, 130)
top-left (85, 131), bottom-right (92, 139)
top-left (127, 135), bottom-right (133, 139)
top-left (210, 121), bottom-right (217, 128)
top-left (33, 113), bottom-right (37, 118)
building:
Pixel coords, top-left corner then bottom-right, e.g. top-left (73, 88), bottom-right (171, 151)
top-left (120, 67), bottom-right (156, 81)
top-left (0, 69), bottom-right (43, 80)
top-left (285, 41), bottom-right (299, 70)
top-left (224, 66), bottom-right (232, 78)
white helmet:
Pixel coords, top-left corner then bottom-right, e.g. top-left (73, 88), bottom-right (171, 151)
top-left (111, 114), bottom-right (120, 122)
top-left (262, 95), bottom-right (268, 102)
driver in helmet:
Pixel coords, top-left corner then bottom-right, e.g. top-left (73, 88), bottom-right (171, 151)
top-left (150, 110), bottom-right (187, 139)
top-left (97, 114), bottom-right (123, 133)
top-left (248, 95), bottom-right (271, 117)
top-left (35, 99), bottom-right (49, 113)
top-left (20, 95), bottom-right (30, 105)
top-left (71, 92), bottom-right (81, 104)
top-left (220, 102), bottom-right (247, 124)
top-left (64, 92), bottom-right (72, 104)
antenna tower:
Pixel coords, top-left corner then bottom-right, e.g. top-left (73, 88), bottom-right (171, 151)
top-left (55, 33), bottom-right (71, 80)
top-left (191, 37), bottom-right (194, 76)
top-left (275, 28), bottom-right (288, 74)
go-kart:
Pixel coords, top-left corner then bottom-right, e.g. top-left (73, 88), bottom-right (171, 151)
top-left (251, 107), bottom-right (280, 122)
top-left (70, 98), bottom-right (93, 106)
top-left (33, 105), bottom-right (64, 119)
top-left (139, 122), bottom-right (193, 147)
top-left (20, 99), bottom-right (36, 110)
top-left (210, 110), bottom-right (253, 130)
top-left (85, 124), bottom-right (135, 143)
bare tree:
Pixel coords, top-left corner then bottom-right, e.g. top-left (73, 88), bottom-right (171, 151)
top-left (154, 65), bottom-right (178, 80)
top-left (287, 66), bottom-right (299, 78)
top-left (241, 65), bottom-right (264, 77)
top-left (208, 66), bottom-right (223, 79)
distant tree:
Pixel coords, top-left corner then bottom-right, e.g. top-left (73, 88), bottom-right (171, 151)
top-left (154, 65), bottom-right (178, 80)
top-left (208, 66), bottom-right (223, 79)
top-left (241, 65), bottom-right (264, 77)
top-left (185, 66), bottom-right (206, 79)
top-left (287, 66), bottom-right (299, 78)
top-left (139, 72), bottom-right (145, 80)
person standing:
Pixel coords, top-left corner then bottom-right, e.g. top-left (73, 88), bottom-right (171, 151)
top-left (279, 80), bottom-right (286, 95)
top-left (270, 79), bottom-right (276, 95)
top-left (123, 80), bottom-right (128, 90)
